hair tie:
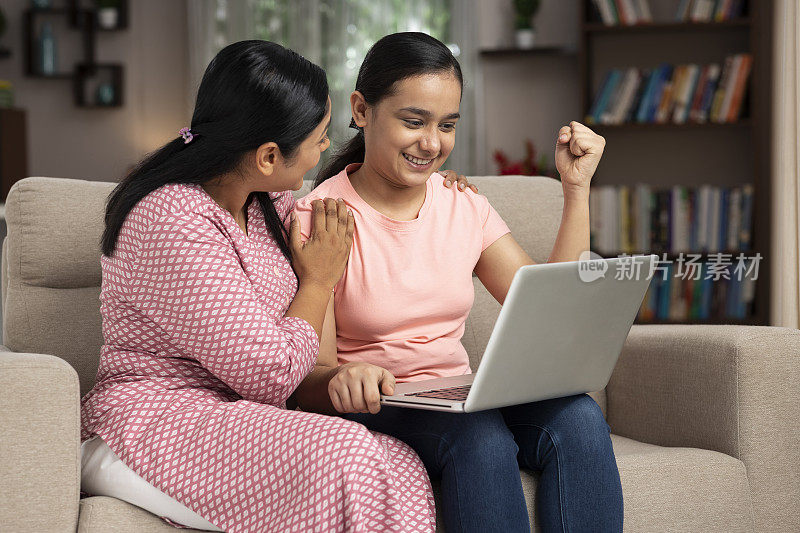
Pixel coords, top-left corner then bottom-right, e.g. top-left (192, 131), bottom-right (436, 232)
top-left (178, 127), bottom-right (195, 144)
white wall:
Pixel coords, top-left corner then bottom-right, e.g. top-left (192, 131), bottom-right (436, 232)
top-left (0, 0), bottom-right (189, 182)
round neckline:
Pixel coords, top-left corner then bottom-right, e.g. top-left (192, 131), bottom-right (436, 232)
top-left (190, 183), bottom-right (260, 240)
top-left (340, 163), bottom-right (434, 232)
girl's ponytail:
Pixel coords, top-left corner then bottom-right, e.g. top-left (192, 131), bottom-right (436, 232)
top-left (314, 129), bottom-right (365, 188)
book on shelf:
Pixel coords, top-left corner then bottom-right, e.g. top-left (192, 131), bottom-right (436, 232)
top-left (585, 54), bottom-right (752, 126)
top-left (589, 183), bottom-right (754, 255)
top-left (590, 0), bottom-right (653, 26)
top-left (590, 0), bottom-right (744, 26)
top-left (677, 0), bottom-right (746, 23)
top-left (634, 256), bottom-right (758, 322)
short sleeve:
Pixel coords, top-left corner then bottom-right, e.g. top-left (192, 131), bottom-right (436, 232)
top-left (287, 196), bottom-right (315, 242)
top-left (286, 195), bottom-right (346, 293)
top-left (480, 198), bottom-right (511, 252)
top-left (129, 213), bottom-right (319, 406)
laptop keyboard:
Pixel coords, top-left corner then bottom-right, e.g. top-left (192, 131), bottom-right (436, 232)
top-left (405, 384), bottom-right (471, 401)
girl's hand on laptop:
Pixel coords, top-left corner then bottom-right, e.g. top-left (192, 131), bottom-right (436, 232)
top-left (441, 169), bottom-right (478, 193)
top-left (328, 362), bottom-right (396, 414)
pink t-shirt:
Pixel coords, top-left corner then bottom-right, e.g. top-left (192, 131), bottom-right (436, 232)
top-left (293, 163), bottom-right (510, 382)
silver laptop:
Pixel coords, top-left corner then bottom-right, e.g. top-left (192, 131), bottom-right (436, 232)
top-left (380, 254), bottom-right (658, 413)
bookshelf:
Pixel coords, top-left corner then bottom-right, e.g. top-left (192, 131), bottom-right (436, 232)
top-left (579, 0), bottom-right (772, 326)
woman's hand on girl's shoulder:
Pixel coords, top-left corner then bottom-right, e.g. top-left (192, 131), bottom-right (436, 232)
top-left (440, 169), bottom-right (478, 193)
top-left (289, 197), bottom-right (354, 292)
top-left (328, 362), bottom-right (396, 414)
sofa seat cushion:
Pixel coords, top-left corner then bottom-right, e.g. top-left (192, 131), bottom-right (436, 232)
top-left (433, 434), bottom-right (752, 532)
top-left (608, 434), bottom-right (754, 532)
top-left (78, 496), bottom-right (214, 533)
top-left (79, 434), bottom-right (753, 533)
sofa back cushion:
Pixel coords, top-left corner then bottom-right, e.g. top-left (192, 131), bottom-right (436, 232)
top-left (3, 175), bottom-right (562, 397)
top-left (3, 177), bottom-right (114, 396)
top-left (456, 176), bottom-right (563, 370)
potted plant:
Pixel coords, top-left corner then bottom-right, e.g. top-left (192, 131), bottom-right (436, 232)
top-left (96, 0), bottom-right (120, 30)
top-left (493, 139), bottom-right (557, 179)
top-left (513, 0), bottom-right (541, 49)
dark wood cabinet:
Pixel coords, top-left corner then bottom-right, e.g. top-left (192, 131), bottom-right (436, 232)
top-left (0, 108), bottom-right (28, 202)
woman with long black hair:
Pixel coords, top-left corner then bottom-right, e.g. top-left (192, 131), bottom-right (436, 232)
top-left (80, 40), bottom-right (447, 532)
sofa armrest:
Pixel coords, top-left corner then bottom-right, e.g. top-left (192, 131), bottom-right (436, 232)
top-left (0, 350), bottom-right (81, 532)
top-left (606, 325), bottom-right (800, 532)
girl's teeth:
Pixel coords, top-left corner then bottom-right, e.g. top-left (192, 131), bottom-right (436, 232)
top-left (404, 153), bottom-right (432, 165)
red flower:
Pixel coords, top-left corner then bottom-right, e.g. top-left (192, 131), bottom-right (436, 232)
top-left (493, 138), bottom-right (549, 176)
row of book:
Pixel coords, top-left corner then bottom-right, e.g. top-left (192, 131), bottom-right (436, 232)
top-left (585, 54), bottom-right (752, 125)
top-left (590, 0), bottom-right (746, 26)
top-left (590, 0), bottom-right (652, 25)
top-left (637, 259), bottom-right (757, 321)
top-left (589, 184), bottom-right (754, 255)
top-left (676, 0), bottom-right (746, 22)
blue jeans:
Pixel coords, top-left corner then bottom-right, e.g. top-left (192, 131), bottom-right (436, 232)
top-left (342, 393), bottom-right (623, 533)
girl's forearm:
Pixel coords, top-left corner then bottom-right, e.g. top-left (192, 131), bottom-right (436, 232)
top-left (547, 188), bottom-right (591, 263)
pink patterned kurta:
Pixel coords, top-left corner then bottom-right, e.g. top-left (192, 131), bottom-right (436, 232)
top-left (79, 183), bottom-right (435, 532)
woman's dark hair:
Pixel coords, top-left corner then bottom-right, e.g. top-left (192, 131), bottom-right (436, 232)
top-left (314, 32), bottom-right (462, 187)
top-left (101, 40), bottom-right (329, 258)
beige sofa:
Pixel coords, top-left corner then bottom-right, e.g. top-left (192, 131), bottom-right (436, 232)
top-left (0, 176), bottom-right (797, 532)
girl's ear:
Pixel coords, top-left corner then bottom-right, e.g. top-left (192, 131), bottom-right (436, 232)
top-left (350, 91), bottom-right (368, 128)
top-left (255, 142), bottom-right (281, 176)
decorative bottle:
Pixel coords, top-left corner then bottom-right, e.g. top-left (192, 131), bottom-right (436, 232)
top-left (38, 21), bottom-right (56, 75)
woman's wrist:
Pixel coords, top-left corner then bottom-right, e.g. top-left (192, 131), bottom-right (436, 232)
top-left (298, 278), bottom-right (335, 295)
top-left (285, 281), bottom-right (334, 338)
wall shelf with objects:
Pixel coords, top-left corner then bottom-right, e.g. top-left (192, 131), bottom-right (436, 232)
top-left (22, 8), bottom-right (96, 78)
top-left (89, 0), bottom-right (129, 31)
top-left (21, 1), bottom-right (127, 107)
top-left (579, 0), bottom-right (772, 326)
top-left (74, 62), bottom-right (123, 107)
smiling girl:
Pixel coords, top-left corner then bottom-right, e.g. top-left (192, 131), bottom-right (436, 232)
top-left (291, 32), bottom-right (622, 532)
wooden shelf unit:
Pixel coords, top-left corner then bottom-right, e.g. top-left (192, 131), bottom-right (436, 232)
top-left (21, 2), bottom-right (127, 108)
top-left (478, 46), bottom-right (575, 57)
top-left (583, 18), bottom-right (751, 33)
top-left (578, 0), bottom-right (772, 326)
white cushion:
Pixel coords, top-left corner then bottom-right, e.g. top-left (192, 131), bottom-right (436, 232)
top-left (80, 436), bottom-right (223, 531)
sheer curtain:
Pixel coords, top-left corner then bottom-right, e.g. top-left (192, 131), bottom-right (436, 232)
top-left (186, 0), bottom-right (478, 174)
top-left (771, 0), bottom-right (800, 328)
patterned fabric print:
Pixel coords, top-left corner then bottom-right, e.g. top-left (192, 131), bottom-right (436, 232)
top-left (79, 183), bottom-right (435, 532)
